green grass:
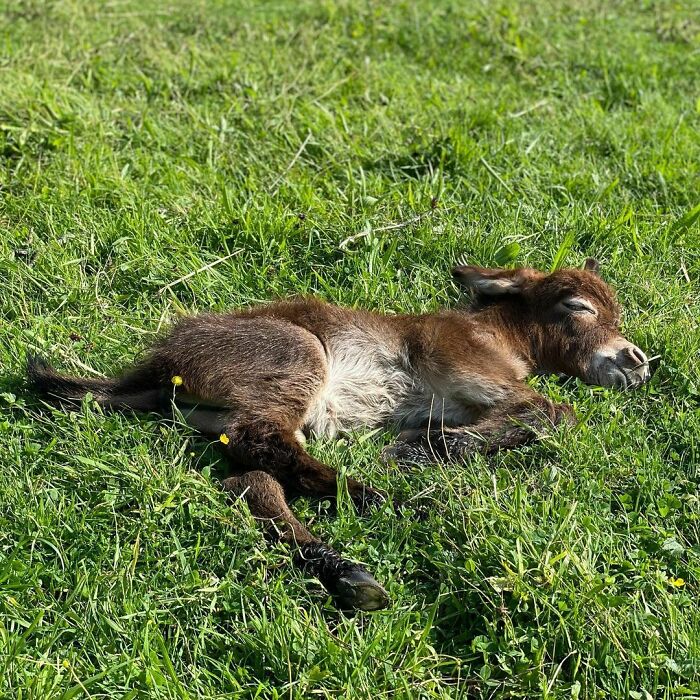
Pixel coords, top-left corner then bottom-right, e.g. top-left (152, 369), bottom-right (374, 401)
top-left (1, 0), bottom-right (700, 697)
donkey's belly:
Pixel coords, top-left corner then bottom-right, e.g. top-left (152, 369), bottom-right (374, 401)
top-left (304, 383), bottom-right (475, 437)
top-left (301, 333), bottom-right (476, 437)
top-left (302, 332), bottom-right (416, 437)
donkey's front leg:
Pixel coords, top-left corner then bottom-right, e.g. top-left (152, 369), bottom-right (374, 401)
top-left (222, 470), bottom-right (390, 611)
top-left (382, 396), bottom-right (576, 465)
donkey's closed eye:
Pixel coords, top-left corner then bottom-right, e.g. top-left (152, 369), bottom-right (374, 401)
top-left (562, 298), bottom-right (597, 314)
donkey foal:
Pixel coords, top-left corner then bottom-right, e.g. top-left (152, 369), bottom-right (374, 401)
top-left (28, 259), bottom-right (650, 611)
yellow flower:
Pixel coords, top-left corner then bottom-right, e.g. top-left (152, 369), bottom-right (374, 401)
top-left (669, 577), bottom-right (686, 588)
top-left (219, 433), bottom-right (230, 445)
top-left (62, 659), bottom-right (71, 669)
top-left (171, 375), bottom-right (184, 386)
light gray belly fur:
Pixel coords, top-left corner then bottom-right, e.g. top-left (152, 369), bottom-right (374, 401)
top-left (303, 331), bottom-right (473, 437)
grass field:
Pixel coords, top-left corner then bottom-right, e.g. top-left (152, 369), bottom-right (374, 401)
top-left (1, 0), bottom-right (700, 697)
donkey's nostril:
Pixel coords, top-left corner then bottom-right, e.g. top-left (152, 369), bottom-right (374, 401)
top-left (627, 346), bottom-right (648, 367)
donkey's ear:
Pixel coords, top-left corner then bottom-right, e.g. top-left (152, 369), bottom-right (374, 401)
top-left (583, 258), bottom-right (601, 275)
top-left (452, 265), bottom-right (539, 296)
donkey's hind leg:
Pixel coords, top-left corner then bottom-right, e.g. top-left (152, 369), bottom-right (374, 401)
top-left (222, 470), bottom-right (389, 611)
top-left (174, 405), bottom-right (386, 512)
top-left (221, 421), bottom-right (387, 512)
top-left (158, 316), bottom-right (387, 512)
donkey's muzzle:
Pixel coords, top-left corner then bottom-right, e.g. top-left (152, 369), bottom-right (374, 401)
top-left (590, 339), bottom-right (652, 390)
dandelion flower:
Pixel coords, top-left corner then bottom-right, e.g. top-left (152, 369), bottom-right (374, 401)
top-left (669, 576), bottom-right (685, 588)
top-left (219, 433), bottom-right (230, 445)
top-left (171, 375), bottom-right (184, 386)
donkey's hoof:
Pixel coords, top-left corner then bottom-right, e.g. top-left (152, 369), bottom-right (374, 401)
top-left (380, 443), bottom-right (403, 464)
top-left (295, 542), bottom-right (390, 611)
top-left (333, 568), bottom-right (390, 611)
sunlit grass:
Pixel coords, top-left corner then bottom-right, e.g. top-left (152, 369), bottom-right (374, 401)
top-left (1, 0), bottom-right (699, 697)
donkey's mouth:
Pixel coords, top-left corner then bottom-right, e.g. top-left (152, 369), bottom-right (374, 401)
top-left (593, 357), bottom-right (651, 391)
top-left (606, 364), bottom-right (650, 390)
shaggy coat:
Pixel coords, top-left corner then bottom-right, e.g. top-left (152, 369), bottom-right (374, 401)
top-left (28, 260), bottom-right (651, 610)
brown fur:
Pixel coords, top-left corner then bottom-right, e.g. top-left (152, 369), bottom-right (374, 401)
top-left (27, 261), bottom-right (650, 610)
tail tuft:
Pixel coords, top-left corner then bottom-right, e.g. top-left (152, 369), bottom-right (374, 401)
top-left (26, 353), bottom-right (114, 403)
top-left (26, 352), bottom-right (162, 412)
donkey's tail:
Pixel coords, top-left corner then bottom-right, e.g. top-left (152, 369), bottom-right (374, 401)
top-left (27, 354), bottom-right (164, 413)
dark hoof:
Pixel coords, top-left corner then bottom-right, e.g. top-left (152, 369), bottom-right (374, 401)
top-left (380, 444), bottom-right (399, 465)
top-left (379, 442), bottom-right (406, 464)
top-left (333, 567), bottom-right (390, 611)
top-left (295, 543), bottom-right (391, 611)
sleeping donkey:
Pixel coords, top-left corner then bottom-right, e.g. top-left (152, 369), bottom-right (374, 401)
top-left (28, 259), bottom-right (650, 611)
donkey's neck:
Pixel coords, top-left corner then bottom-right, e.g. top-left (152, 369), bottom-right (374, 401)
top-left (469, 303), bottom-right (546, 375)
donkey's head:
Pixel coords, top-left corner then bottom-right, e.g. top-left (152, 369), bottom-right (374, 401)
top-left (453, 259), bottom-right (651, 390)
